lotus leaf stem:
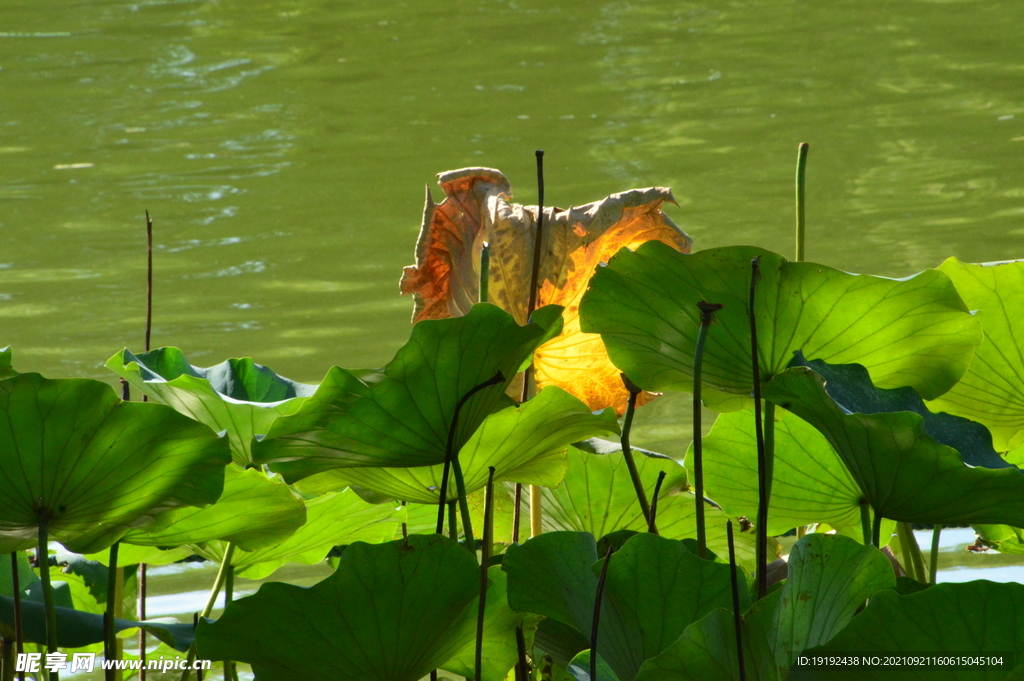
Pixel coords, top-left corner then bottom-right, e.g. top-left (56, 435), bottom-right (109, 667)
top-left (435, 370), bottom-right (504, 537)
top-left (620, 374), bottom-right (653, 530)
top-left (105, 542), bottom-right (120, 680)
top-left (929, 524), bottom-right (943, 585)
top-left (872, 511), bottom-right (883, 548)
top-left (693, 301), bottom-right (723, 557)
top-left (447, 500), bottom-right (458, 541)
top-left (591, 544), bottom-right (614, 681)
top-left (648, 471), bottom-right (667, 534)
top-left (896, 521), bottom-right (927, 583)
top-left (9, 552), bottom-right (23, 681)
top-left (860, 501), bottom-right (872, 547)
top-left (181, 543), bottom-right (235, 681)
top-left (749, 256), bottom-right (771, 600)
top-left (479, 242), bottom-right (490, 304)
top-left (795, 142), bottom-right (809, 262)
top-left (37, 521), bottom-right (58, 680)
top-left (727, 520), bottom-right (747, 681)
top-left (475, 466), bottom-right (496, 681)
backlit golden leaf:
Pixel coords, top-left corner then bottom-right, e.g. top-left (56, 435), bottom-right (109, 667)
top-left (400, 167), bottom-right (692, 413)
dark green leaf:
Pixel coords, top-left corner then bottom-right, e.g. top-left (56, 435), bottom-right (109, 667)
top-left (196, 535), bottom-right (481, 681)
top-left (579, 243), bottom-right (979, 401)
top-left (0, 373), bottom-right (230, 553)
top-left (252, 303), bottom-right (564, 479)
top-left (764, 367), bottom-right (1024, 526)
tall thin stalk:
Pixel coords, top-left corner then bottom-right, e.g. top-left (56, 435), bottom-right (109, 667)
top-left (434, 370), bottom-right (504, 538)
top-left (648, 471), bottom-right (667, 534)
top-left (9, 553), bottom-right (23, 681)
top-left (590, 545), bottom-right (614, 681)
top-left (896, 521), bottom-right (927, 583)
top-left (222, 564), bottom-right (236, 681)
top-left (748, 256), bottom-right (771, 600)
top-left (871, 512), bottom-right (883, 548)
top-left (511, 484), bottom-right (523, 544)
top-left (180, 543), bottom-right (235, 681)
top-left (475, 467), bottom-right (496, 681)
top-left (794, 143), bottom-right (809, 262)
top-left (727, 521), bottom-right (746, 681)
top-left (37, 520), bottom-right (58, 681)
top-left (524, 149), bottom-right (547, 541)
top-left (105, 542), bottom-right (120, 681)
top-left (514, 628), bottom-right (529, 681)
top-left (860, 501), bottom-right (872, 547)
top-left (693, 301), bottom-right (723, 558)
top-left (451, 454), bottom-right (476, 551)
top-left (141, 210), bottom-right (153, 680)
top-left (479, 242), bottom-right (490, 305)
top-left (447, 500), bottom-right (458, 541)
top-left (619, 374), bottom-right (652, 529)
top-left (929, 524), bottom-right (943, 585)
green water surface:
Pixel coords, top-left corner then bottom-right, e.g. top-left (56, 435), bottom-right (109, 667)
top-left (4, 1), bottom-right (1023, 389)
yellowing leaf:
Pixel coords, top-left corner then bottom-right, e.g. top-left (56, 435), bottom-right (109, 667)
top-left (400, 167), bottom-right (691, 413)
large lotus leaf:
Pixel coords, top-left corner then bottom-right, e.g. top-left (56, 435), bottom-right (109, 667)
top-left (120, 466), bottom-right (306, 552)
top-left (579, 243), bottom-right (980, 401)
top-left (251, 303), bottom-right (564, 479)
top-left (534, 445), bottom-right (761, 568)
top-left (400, 167), bottom-right (691, 414)
top-left (293, 386), bottom-right (618, 503)
top-left (765, 367), bottom-right (1024, 526)
top-left (0, 373), bottom-right (230, 554)
top-left (440, 567), bottom-right (543, 681)
top-left (504, 531), bottom-right (745, 681)
top-left (86, 544), bottom-right (192, 567)
top-left (193, 489), bottom-right (402, 579)
top-left (196, 535), bottom-right (480, 681)
top-left (925, 258), bottom-right (1024, 452)
top-left (634, 534), bottom-right (895, 681)
top-left (793, 353), bottom-right (1011, 470)
top-left (0, 595), bottom-right (194, 651)
top-left (699, 409), bottom-right (862, 534)
top-left (792, 581), bottom-right (1024, 681)
top-left (106, 347), bottom-right (317, 466)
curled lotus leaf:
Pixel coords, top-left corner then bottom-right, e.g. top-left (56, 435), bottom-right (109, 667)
top-left (106, 347), bottom-right (317, 466)
top-left (927, 258), bottom-right (1024, 452)
top-left (400, 167), bottom-right (691, 413)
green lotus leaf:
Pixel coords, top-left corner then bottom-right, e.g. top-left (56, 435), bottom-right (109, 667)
top-left (794, 581), bottom-right (1024, 681)
top-left (293, 386), bottom-right (618, 503)
top-left (107, 347), bottom-right (317, 466)
top-left (793, 353), bottom-right (1011, 470)
top-left (251, 303), bottom-right (564, 479)
top-left (0, 373), bottom-right (230, 554)
top-left (534, 445), bottom-right (761, 568)
top-left (699, 408), bottom-right (863, 534)
top-left (440, 567), bottom-right (543, 681)
top-left (926, 258), bottom-right (1024, 452)
top-left (195, 535), bottom-right (482, 681)
top-left (579, 243), bottom-right (980, 401)
top-left (764, 367), bottom-right (1024, 526)
top-left (567, 650), bottom-right (621, 681)
top-left (0, 549), bottom-right (38, 598)
top-left (504, 531), bottom-right (745, 681)
top-left (0, 595), bottom-right (194, 651)
top-left (121, 466), bottom-right (306, 552)
top-left (635, 534), bottom-right (895, 681)
top-left (193, 489), bottom-right (402, 579)
top-left (974, 524), bottom-right (1024, 555)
